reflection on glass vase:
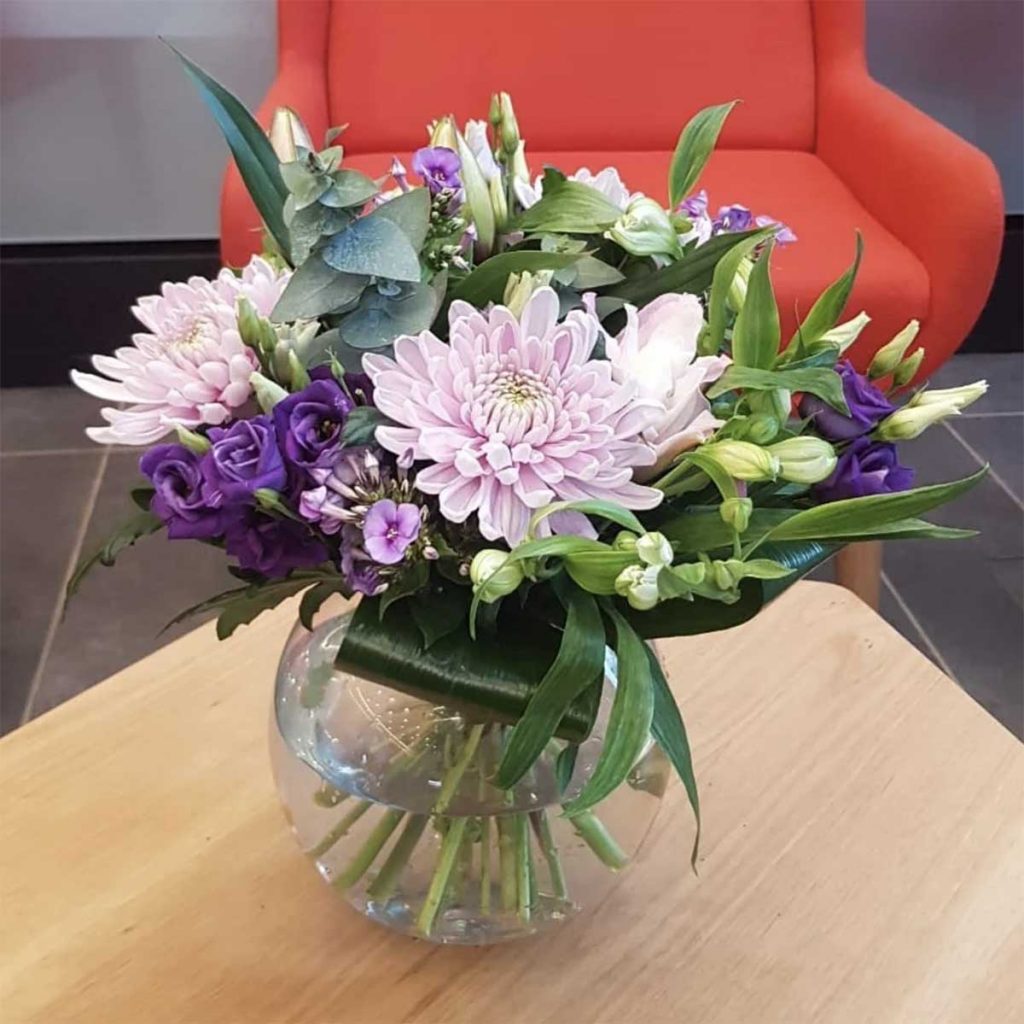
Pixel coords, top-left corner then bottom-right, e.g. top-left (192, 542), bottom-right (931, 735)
top-left (270, 600), bottom-right (669, 945)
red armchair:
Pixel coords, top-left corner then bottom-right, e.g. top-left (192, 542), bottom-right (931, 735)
top-left (221, 0), bottom-right (1003, 382)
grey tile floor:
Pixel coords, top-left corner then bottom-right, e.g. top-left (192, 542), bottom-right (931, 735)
top-left (1, 353), bottom-right (1022, 737)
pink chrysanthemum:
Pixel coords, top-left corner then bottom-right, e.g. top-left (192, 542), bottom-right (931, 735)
top-left (364, 286), bottom-right (664, 546)
top-left (71, 256), bottom-right (290, 445)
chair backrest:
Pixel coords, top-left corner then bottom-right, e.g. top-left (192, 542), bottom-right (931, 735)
top-left (320, 0), bottom-right (818, 154)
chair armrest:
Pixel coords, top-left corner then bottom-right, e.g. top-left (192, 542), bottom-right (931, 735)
top-left (816, 58), bottom-right (1003, 377)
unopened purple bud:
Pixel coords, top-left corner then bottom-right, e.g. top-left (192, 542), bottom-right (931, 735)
top-left (390, 156), bottom-right (410, 193)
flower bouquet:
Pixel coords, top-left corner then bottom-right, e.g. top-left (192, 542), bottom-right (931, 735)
top-left (68, 50), bottom-right (988, 944)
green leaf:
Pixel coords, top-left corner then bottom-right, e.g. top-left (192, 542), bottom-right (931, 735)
top-left (65, 510), bottom-right (162, 604)
top-left (786, 232), bottom-right (863, 357)
top-left (280, 159), bottom-right (331, 210)
top-left (708, 365), bottom-right (849, 414)
top-left (215, 577), bottom-right (321, 640)
top-left (338, 280), bottom-right (443, 350)
top-left (455, 130), bottom-right (496, 254)
top-left (565, 256), bottom-right (625, 289)
top-left (409, 579), bottom-right (470, 649)
top-left (287, 205), bottom-right (353, 265)
top-left (299, 580), bottom-right (348, 630)
top-left (556, 743), bottom-right (579, 793)
top-left (340, 404), bottom-right (389, 445)
top-left (167, 44), bottom-right (290, 260)
top-left (496, 581), bottom-right (606, 788)
top-left (449, 250), bottom-right (586, 308)
top-left (646, 647), bottom-right (701, 869)
top-left (529, 499), bottom-right (645, 539)
top-left (601, 228), bottom-right (759, 309)
top-left (730, 240), bottom-right (779, 369)
top-left (564, 606), bottom-right (654, 815)
top-left (270, 256), bottom-right (368, 322)
top-left (668, 101), bottom-right (738, 209)
top-left (322, 215), bottom-right (421, 282)
top-left (336, 597), bottom-right (601, 743)
top-left (563, 548), bottom-right (638, 595)
top-left (378, 561), bottom-right (430, 618)
top-left (371, 188), bottom-right (431, 251)
top-left (321, 168), bottom-right (379, 209)
top-left (681, 450), bottom-right (739, 502)
top-left (511, 168), bottom-right (624, 234)
top-left (704, 226), bottom-right (776, 354)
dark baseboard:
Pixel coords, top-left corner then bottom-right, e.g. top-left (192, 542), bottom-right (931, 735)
top-left (2, 220), bottom-right (1021, 388)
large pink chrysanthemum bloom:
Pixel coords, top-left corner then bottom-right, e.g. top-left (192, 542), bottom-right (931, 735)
top-left (71, 256), bottom-right (290, 445)
top-left (364, 286), bottom-right (664, 546)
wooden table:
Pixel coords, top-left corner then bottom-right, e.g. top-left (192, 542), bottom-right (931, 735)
top-left (2, 582), bottom-right (1022, 1024)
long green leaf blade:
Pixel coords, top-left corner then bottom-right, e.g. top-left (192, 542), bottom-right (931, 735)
top-left (786, 232), bottom-right (863, 356)
top-left (450, 251), bottom-right (586, 308)
top-left (705, 226), bottom-right (776, 354)
top-left (708, 365), bottom-right (849, 414)
top-left (512, 169), bottom-right (623, 234)
top-left (730, 240), bottom-right (780, 369)
top-left (668, 101), bottom-right (738, 208)
top-left (495, 584), bottom-right (606, 788)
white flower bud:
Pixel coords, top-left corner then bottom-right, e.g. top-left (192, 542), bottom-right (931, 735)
top-left (606, 197), bottom-right (681, 258)
top-left (719, 496), bottom-right (753, 533)
top-left (820, 311), bottom-right (871, 354)
top-left (269, 106), bottom-right (314, 163)
top-left (909, 380), bottom-right (988, 411)
top-left (614, 564), bottom-right (662, 611)
top-left (175, 426), bottom-right (210, 454)
top-left (767, 436), bottom-right (838, 484)
top-left (429, 115), bottom-right (458, 150)
top-left (701, 440), bottom-right (781, 481)
top-left (635, 532), bottom-right (673, 568)
top-left (869, 320), bottom-right (920, 379)
top-left (470, 549), bottom-right (524, 603)
top-left (892, 348), bottom-right (925, 388)
top-left (612, 531), bottom-right (638, 553)
top-left (249, 371), bottom-right (288, 412)
top-left (727, 255), bottom-right (754, 313)
top-left (876, 402), bottom-right (959, 440)
top-left (503, 270), bottom-right (554, 318)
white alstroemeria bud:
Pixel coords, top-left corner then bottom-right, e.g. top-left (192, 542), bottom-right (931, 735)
top-left (768, 436), bottom-right (838, 484)
top-left (635, 532), bottom-right (673, 568)
top-left (175, 425), bottom-right (210, 454)
top-left (820, 311), bottom-right (871, 354)
top-left (742, 413), bottom-right (780, 445)
top-left (269, 106), bottom-right (314, 162)
top-left (503, 270), bottom-right (554, 318)
top-left (719, 496), bottom-right (753, 533)
top-left (498, 92), bottom-right (520, 155)
top-left (869, 320), bottom-right (920, 379)
top-left (470, 549), bottom-right (525, 603)
top-left (876, 402), bottom-right (960, 440)
top-left (614, 564), bottom-right (662, 611)
top-left (701, 440), bottom-right (781, 482)
top-left (612, 531), bottom-right (638, 553)
top-left (249, 371), bottom-right (288, 412)
top-left (909, 380), bottom-right (988, 411)
top-left (892, 348), bottom-right (925, 388)
top-left (429, 116), bottom-right (459, 150)
top-left (727, 255), bottom-right (754, 313)
top-left (606, 198), bottom-right (682, 258)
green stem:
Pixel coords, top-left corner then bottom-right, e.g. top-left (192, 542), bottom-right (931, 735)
top-left (498, 815), bottom-right (517, 911)
top-left (417, 816), bottom-right (469, 936)
top-left (365, 813), bottom-right (428, 902)
top-left (434, 723), bottom-right (485, 814)
top-left (569, 810), bottom-right (629, 871)
top-left (332, 808), bottom-right (404, 890)
top-left (310, 799), bottom-right (372, 858)
top-left (479, 816), bottom-right (492, 914)
top-left (530, 810), bottom-right (567, 900)
top-left (515, 814), bottom-right (532, 924)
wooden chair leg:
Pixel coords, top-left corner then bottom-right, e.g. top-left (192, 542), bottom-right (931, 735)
top-left (834, 542), bottom-right (883, 610)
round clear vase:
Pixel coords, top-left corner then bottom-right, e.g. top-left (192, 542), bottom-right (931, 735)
top-left (270, 600), bottom-right (669, 945)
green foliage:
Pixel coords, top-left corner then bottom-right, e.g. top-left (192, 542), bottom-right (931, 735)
top-left (299, 579), bottom-right (349, 630)
top-left (65, 510), bottom-right (162, 604)
top-left (271, 257), bottom-right (368, 322)
top-left (371, 188), bottom-right (432, 251)
top-left (449, 250), bottom-right (587, 308)
top-left (168, 44), bottom-right (291, 260)
top-left (668, 101), bottom-right (738, 209)
top-left (704, 227), bottom-right (776, 355)
top-left (322, 215), bottom-right (421, 282)
top-left (512, 168), bottom-right (624, 234)
top-left (340, 404), bottom-right (389, 445)
top-left (337, 279), bottom-right (444, 350)
top-left (708, 365), bottom-right (849, 414)
top-left (528, 499), bottom-right (645, 538)
top-left (730, 240), bottom-right (780, 369)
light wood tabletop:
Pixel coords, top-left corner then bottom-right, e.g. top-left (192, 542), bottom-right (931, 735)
top-left (2, 581), bottom-right (1021, 1024)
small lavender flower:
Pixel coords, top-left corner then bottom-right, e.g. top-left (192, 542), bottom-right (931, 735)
top-left (363, 499), bottom-right (420, 564)
top-left (713, 204), bottom-right (754, 233)
top-left (390, 156), bottom-right (411, 193)
top-left (341, 524), bottom-right (383, 596)
top-left (679, 190), bottom-right (709, 218)
top-left (755, 215), bottom-right (797, 245)
top-left (411, 146), bottom-right (461, 195)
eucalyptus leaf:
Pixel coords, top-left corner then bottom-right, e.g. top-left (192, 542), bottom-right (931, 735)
top-left (668, 101), bottom-right (738, 208)
top-left (322, 216), bottom-right (422, 282)
top-left (449, 250), bottom-right (587, 308)
top-left (371, 188), bottom-right (431, 251)
top-left (730, 240), bottom-right (779, 369)
top-left (320, 168), bottom-right (379, 209)
top-left (280, 159), bottom-right (331, 210)
top-left (287, 205), bottom-right (353, 265)
top-left (512, 168), bottom-right (624, 234)
top-left (708, 365), bottom-right (849, 414)
top-left (340, 404), bottom-right (390, 445)
top-left (271, 257), bottom-right (368, 322)
top-left (338, 280), bottom-right (443, 350)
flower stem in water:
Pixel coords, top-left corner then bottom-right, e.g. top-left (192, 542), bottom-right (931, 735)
top-left (310, 799), bottom-right (372, 858)
top-left (417, 815), bottom-right (469, 936)
top-left (365, 813), bottom-right (428, 902)
top-left (568, 809), bottom-right (629, 871)
top-left (332, 808), bottom-right (404, 890)
top-left (514, 813), bottom-right (532, 924)
top-left (434, 723), bottom-right (485, 814)
top-left (530, 810), bottom-right (567, 900)
top-left (497, 814), bottom-right (517, 911)
top-left (479, 815), bottom-right (492, 914)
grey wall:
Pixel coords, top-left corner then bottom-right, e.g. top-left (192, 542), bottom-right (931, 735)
top-left (0, 0), bottom-right (1020, 244)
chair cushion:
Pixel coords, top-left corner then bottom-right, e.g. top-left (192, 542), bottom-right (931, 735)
top-left (345, 149), bottom-right (930, 369)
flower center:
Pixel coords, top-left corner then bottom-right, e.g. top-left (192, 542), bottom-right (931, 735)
top-left (174, 317), bottom-right (209, 350)
top-left (487, 369), bottom-right (548, 409)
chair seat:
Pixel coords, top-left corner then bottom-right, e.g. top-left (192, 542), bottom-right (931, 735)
top-left (346, 149), bottom-right (930, 365)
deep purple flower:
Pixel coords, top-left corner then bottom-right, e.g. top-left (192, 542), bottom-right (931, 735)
top-left (202, 417), bottom-right (286, 503)
top-left (224, 510), bottom-right (328, 579)
top-left (411, 146), bottom-right (461, 195)
top-left (273, 378), bottom-right (354, 472)
top-left (713, 204), bottom-right (753, 232)
top-left (363, 499), bottom-right (420, 564)
top-left (341, 524), bottom-right (382, 595)
top-left (799, 361), bottom-right (895, 442)
top-left (814, 437), bottom-right (914, 502)
top-left (679, 190), bottom-right (708, 218)
top-left (140, 444), bottom-right (225, 540)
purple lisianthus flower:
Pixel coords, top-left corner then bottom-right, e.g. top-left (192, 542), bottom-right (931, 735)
top-left (713, 204), bottom-right (753, 233)
top-left (363, 499), bottom-right (420, 564)
top-left (799, 361), bottom-right (895, 442)
top-left (814, 437), bottom-right (914, 502)
top-left (140, 444), bottom-right (225, 540)
top-left (224, 510), bottom-right (328, 579)
top-left (411, 146), bottom-right (461, 195)
top-left (273, 378), bottom-right (354, 472)
top-left (341, 524), bottom-right (383, 595)
top-left (202, 417), bottom-right (286, 503)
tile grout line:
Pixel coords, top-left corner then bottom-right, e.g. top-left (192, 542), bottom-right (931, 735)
top-left (19, 447), bottom-right (111, 726)
top-left (881, 572), bottom-right (958, 683)
top-left (941, 420), bottom-right (1023, 511)
top-left (1, 447), bottom-right (134, 459)
top-left (957, 411), bottom-right (1024, 420)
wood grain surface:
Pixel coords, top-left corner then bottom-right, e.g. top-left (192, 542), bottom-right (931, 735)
top-left (2, 581), bottom-right (1021, 1024)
